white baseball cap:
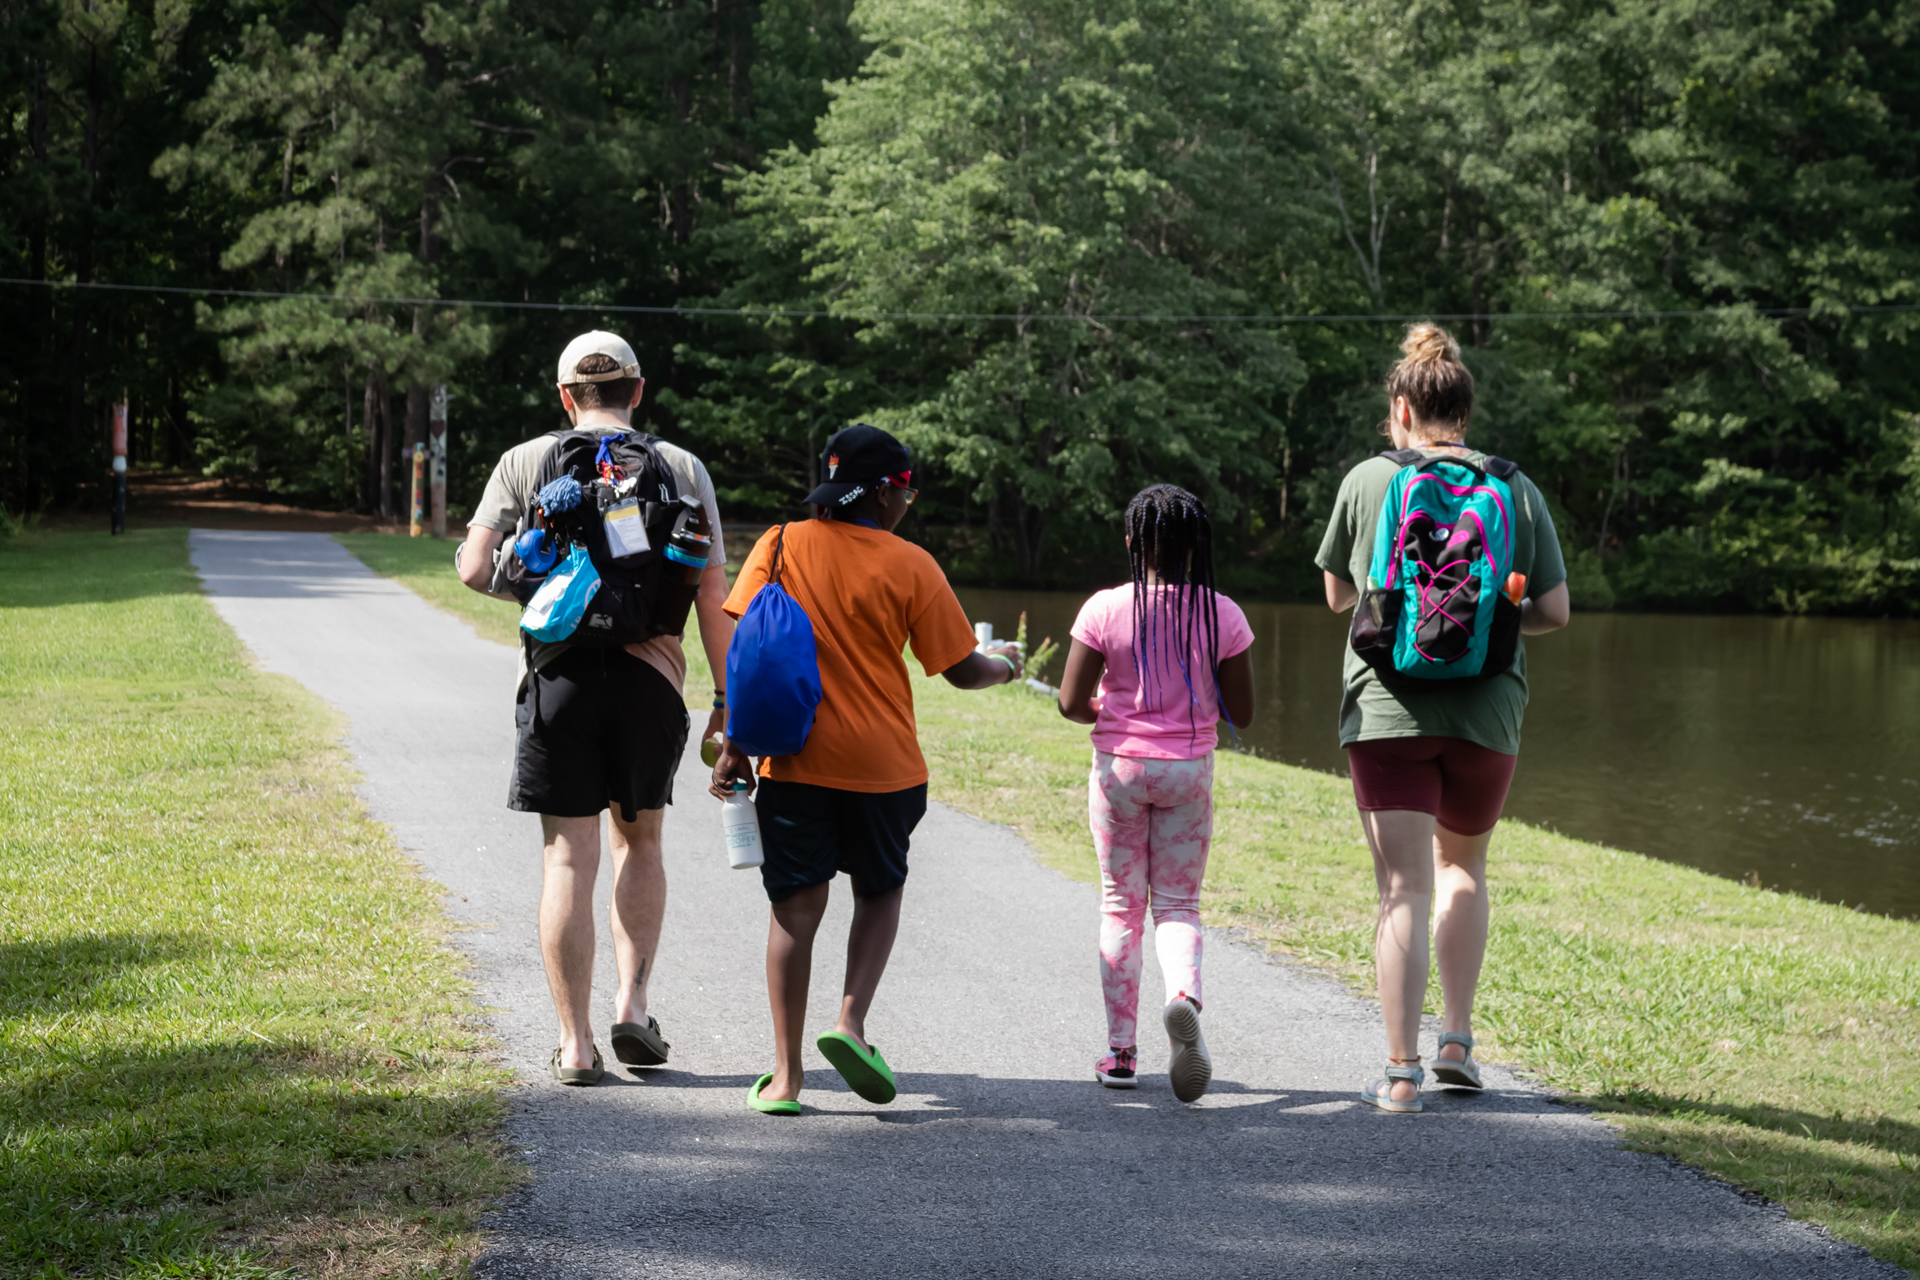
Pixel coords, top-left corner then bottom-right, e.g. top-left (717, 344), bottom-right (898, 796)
top-left (555, 331), bottom-right (641, 384)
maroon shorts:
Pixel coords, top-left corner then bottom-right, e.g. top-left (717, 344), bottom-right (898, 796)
top-left (1345, 736), bottom-right (1518, 837)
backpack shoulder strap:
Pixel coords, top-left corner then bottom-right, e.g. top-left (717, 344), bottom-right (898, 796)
top-left (768, 524), bottom-right (788, 587)
top-left (1386, 447), bottom-right (1516, 481)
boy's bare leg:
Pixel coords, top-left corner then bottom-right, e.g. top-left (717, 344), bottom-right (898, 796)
top-left (836, 886), bottom-right (903, 1050)
top-left (764, 883), bottom-right (830, 1102)
top-left (540, 813), bottom-right (603, 1070)
top-left (607, 808), bottom-right (667, 1027)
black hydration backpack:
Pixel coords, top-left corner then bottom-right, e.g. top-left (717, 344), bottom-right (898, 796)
top-left (494, 429), bottom-right (707, 643)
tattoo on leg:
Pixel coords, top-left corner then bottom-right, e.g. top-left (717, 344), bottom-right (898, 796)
top-left (635, 958), bottom-right (647, 987)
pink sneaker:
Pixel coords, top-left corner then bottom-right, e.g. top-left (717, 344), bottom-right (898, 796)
top-left (1095, 1047), bottom-right (1138, 1089)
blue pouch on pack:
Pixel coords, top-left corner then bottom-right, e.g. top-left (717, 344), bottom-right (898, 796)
top-left (520, 542), bottom-right (601, 642)
top-left (724, 525), bottom-right (822, 757)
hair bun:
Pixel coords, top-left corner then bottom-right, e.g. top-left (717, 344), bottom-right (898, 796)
top-left (1400, 322), bottom-right (1460, 368)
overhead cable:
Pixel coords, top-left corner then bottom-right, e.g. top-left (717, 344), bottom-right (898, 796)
top-left (0, 275), bottom-right (1913, 325)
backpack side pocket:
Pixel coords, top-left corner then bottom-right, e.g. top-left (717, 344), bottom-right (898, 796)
top-left (1349, 585), bottom-right (1403, 677)
top-left (1480, 591), bottom-right (1522, 678)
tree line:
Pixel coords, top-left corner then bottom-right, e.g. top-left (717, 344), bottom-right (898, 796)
top-left (3, 0), bottom-right (1916, 612)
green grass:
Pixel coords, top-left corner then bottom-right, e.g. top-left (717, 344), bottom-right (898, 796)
top-left (342, 532), bottom-right (1920, 1276)
top-left (1, 530), bottom-right (517, 1279)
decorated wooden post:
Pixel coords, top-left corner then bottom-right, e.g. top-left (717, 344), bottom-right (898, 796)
top-left (110, 399), bottom-right (128, 536)
top-left (409, 441), bottom-right (426, 536)
top-left (429, 385), bottom-right (449, 538)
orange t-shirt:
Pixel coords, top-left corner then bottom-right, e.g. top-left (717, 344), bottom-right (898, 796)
top-left (723, 520), bottom-right (978, 793)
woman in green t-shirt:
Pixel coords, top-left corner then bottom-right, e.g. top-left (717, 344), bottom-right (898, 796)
top-left (1313, 324), bottom-right (1571, 1113)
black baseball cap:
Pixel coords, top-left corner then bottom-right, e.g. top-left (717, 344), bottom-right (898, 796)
top-left (804, 424), bottom-right (913, 508)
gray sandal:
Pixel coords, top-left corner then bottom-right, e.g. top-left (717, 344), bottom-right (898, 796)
top-left (1429, 1031), bottom-right (1483, 1089)
top-left (1360, 1061), bottom-right (1424, 1113)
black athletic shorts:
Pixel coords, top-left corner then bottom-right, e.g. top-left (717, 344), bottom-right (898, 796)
top-left (754, 779), bottom-right (928, 903)
top-left (509, 646), bottom-right (689, 822)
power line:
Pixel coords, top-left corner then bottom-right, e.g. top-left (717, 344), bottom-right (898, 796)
top-left (1, 274), bottom-right (1913, 325)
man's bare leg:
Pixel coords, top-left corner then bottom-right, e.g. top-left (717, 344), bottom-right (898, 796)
top-left (540, 813), bottom-right (603, 1070)
top-left (608, 807), bottom-right (667, 1027)
top-left (763, 884), bottom-right (829, 1102)
top-left (835, 885), bottom-right (903, 1051)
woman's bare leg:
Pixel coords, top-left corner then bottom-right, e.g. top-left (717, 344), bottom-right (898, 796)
top-left (1431, 824), bottom-right (1493, 1062)
top-left (1361, 809), bottom-right (1437, 1104)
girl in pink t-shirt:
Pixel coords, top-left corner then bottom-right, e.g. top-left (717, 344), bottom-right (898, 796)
top-left (1057, 485), bottom-right (1256, 1101)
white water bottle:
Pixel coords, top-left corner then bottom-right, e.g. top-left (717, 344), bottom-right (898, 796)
top-left (721, 781), bottom-right (764, 870)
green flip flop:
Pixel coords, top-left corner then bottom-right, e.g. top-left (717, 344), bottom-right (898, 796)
top-left (816, 1031), bottom-right (897, 1104)
top-left (748, 1072), bottom-right (801, 1115)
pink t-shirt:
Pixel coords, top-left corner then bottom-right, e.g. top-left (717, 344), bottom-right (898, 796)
top-left (1070, 584), bottom-right (1255, 760)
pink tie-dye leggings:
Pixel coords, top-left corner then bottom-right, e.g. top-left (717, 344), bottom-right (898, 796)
top-left (1088, 750), bottom-right (1215, 1050)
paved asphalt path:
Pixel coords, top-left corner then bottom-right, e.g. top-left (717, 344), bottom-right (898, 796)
top-left (190, 529), bottom-right (1896, 1280)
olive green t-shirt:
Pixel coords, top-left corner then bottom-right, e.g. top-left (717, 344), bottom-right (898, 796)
top-left (1313, 449), bottom-right (1567, 755)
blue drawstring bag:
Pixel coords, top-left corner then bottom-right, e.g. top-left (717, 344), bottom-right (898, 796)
top-left (521, 542), bottom-right (601, 642)
top-left (725, 525), bottom-right (822, 757)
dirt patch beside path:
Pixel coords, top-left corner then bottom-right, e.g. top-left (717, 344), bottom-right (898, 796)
top-left (46, 471), bottom-right (468, 536)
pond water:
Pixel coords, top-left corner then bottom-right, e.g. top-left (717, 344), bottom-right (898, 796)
top-left (953, 587), bottom-right (1920, 921)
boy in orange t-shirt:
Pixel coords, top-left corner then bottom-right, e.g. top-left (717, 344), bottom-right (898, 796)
top-left (711, 424), bottom-right (1024, 1113)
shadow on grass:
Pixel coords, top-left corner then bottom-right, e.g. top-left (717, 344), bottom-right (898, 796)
top-left (1581, 1088), bottom-right (1919, 1271)
top-left (1588, 1087), bottom-right (1920, 1156)
top-left (0, 528), bottom-right (200, 608)
top-left (0, 932), bottom-right (206, 1018)
top-left (0, 1038), bottom-right (507, 1279)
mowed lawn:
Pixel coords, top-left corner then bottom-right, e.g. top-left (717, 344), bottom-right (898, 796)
top-left (0, 529), bottom-right (515, 1279)
top-left (343, 530), bottom-right (1920, 1275)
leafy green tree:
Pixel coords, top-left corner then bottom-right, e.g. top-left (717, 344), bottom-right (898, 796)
top-left (157, 0), bottom-right (521, 513)
top-left (730, 0), bottom-right (1318, 580)
top-left (1289, 0), bottom-right (1920, 612)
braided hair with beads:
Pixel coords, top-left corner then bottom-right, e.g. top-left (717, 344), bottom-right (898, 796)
top-left (1124, 484), bottom-right (1226, 747)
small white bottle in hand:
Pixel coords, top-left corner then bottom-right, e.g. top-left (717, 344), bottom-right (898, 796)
top-left (721, 781), bottom-right (764, 870)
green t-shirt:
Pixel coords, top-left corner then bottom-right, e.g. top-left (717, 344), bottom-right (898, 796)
top-left (1313, 448), bottom-right (1567, 755)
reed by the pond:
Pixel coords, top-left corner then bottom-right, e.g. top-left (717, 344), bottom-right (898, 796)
top-left (344, 532), bottom-right (1920, 1276)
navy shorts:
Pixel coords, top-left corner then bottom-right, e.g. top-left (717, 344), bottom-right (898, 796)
top-left (509, 646), bottom-right (689, 823)
top-left (754, 779), bottom-right (927, 903)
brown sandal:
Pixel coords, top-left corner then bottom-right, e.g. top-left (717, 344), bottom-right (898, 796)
top-left (551, 1045), bottom-right (605, 1086)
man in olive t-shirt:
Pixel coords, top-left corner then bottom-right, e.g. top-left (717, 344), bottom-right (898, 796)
top-left (1314, 447), bottom-right (1568, 755)
top-left (455, 331), bottom-right (734, 1087)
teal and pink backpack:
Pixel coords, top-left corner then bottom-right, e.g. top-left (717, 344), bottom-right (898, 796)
top-left (1349, 448), bottom-right (1524, 683)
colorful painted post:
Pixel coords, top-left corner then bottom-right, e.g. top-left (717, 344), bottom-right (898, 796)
top-left (410, 442), bottom-right (426, 537)
top-left (429, 385), bottom-right (448, 538)
top-left (110, 400), bottom-right (128, 536)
